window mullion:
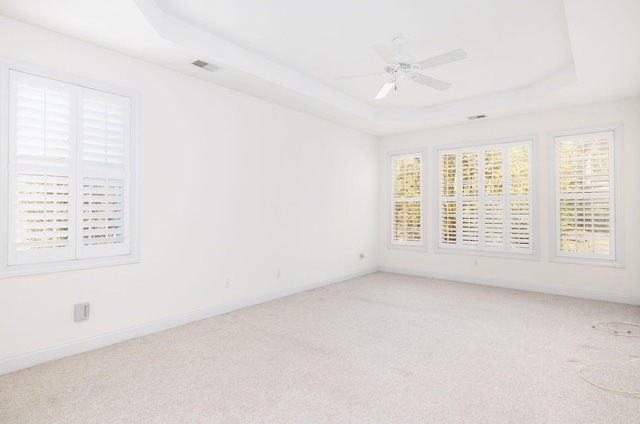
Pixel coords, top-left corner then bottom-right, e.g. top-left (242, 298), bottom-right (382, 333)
top-left (502, 146), bottom-right (510, 252)
top-left (455, 151), bottom-right (462, 248)
top-left (70, 85), bottom-right (80, 260)
top-left (478, 146), bottom-right (486, 250)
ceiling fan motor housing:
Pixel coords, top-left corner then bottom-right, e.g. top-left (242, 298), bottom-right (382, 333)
top-left (384, 53), bottom-right (420, 78)
top-left (394, 54), bottom-right (413, 67)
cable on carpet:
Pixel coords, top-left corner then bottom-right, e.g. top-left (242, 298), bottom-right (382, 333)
top-left (578, 358), bottom-right (640, 399)
top-left (592, 321), bottom-right (640, 337)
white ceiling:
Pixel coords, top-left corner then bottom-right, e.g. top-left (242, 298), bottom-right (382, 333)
top-left (1, 0), bottom-right (639, 136)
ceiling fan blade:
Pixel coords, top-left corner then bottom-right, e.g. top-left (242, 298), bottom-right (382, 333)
top-left (375, 80), bottom-right (395, 100)
top-left (412, 74), bottom-right (451, 91)
top-left (334, 72), bottom-right (384, 80)
top-left (372, 45), bottom-right (396, 64)
top-left (417, 48), bottom-right (467, 70)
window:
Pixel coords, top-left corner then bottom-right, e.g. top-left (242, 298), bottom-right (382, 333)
top-left (390, 153), bottom-right (423, 247)
top-left (554, 130), bottom-right (618, 263)
top-left (437, 140), bottom-right (533, 255)
top-left (1, 66), bottom-right (138, 276)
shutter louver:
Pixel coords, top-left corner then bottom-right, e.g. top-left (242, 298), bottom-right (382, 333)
top-left (9, 71), bottom-right (75, 265)
top-left (82, 178), bottom-right (126, 245)
top-left (15, 174), bottom-right (70, 251)
top-left (461, 201), bottom-right (479, 246)
top-left (484, 201), bottom-right (504, 247)
top-left (556, 132), bottom-right (614, 259)
top-left (441, 201), bottom-right (457, 245)
top-left (391, 154), bottom-right (422, 245)
top-left (461, 151), bottom-right (478, 196)
top-left (509, 200), bottom-right (530, 249)
top-left (78, 89), bottom-right (131, 258)
top-left (483, 149), bottom-right (503, 196)
top-left (393, 201), bottom-right (421, 242)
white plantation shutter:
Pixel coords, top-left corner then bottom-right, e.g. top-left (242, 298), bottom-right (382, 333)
top-left (555, 131), bottom-right (615, 260)
top-left (391, 153), bottom-right (422, 246)
top-left (484, 200), bottom-right (503, 247)
top-left (460, 151), bottom-right (479, 246)
top-left (461, 201), bottom-right (479, 246)
top-left (508, 145), bottom-right (531, 250)
top-left (5, 69), bottom-right (133, 270)
top-left (8, 72), bottom-right (76, 264)
top-left (440, 153), bottom-right (457, 246)
top-left (438, 140), bottom-right (532, 254)
top-left (482, 149), bottom-right (503, 248)
top-left (78, 89), bottom-right (130, 258)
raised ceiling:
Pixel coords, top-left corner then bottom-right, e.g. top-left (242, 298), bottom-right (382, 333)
top-left (0, 0), bottom-right (639, 136)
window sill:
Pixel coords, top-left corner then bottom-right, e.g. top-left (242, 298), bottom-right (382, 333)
top-left (434, 247), bottom-right (539, 261)
top-left (550, 256), bottom-right (624, 268)
top-left (0, 255), bottom-right (140, 279)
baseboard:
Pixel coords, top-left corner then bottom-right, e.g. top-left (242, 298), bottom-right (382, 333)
top-left (379, 266), bottom-right (640, 306)
top-left (0, 267), bottom-right (378, 376)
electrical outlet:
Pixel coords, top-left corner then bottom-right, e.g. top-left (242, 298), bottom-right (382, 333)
top-left (74, 303), bottom-right (90, 322)
top-left (225, 278), bottom-right (230, 288)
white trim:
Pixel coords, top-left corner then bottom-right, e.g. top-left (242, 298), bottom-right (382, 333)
top-left (434, 135), bottom-right (537, 257)
top-left (548, 124), bottom-right (623, 267)
top-left (0, 64), bottom-right (9, 276)
top-left (0, 267), bottom-right (377, 376)
top-left (433, 133), bottom-right (537, 151)
top-left (387, 148), bottom-right (427, 251)
top-left (0, 58), bottom-right (141, 277)
top-left (0, 254), bottom-right (140, 278)
top-left (0, 56), bottom-right (139, 99)
top-left (378, 266), bottom-right (640, 305)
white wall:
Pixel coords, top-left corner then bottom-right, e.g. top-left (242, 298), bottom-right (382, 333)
top-left (1, 15), bottom-right (638, 373)
top-left (0, 17), bottom-right (379, 363)
top-left (379, 98), bottom-right (640, 303)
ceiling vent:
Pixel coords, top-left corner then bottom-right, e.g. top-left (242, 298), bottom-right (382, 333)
top-left (467, 114), bottom-right (487, 120)
top-left (192, 60), bottom-right (219, 72)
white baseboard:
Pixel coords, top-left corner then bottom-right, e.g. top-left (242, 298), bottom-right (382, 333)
top-left (379, 266), bottom-right (640, 305)
top-left (0, 267), bottom-right (378, 376)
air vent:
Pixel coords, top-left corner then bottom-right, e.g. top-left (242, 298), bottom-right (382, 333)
top-left (192, 60), bottom-right (219, 72)
top-left (467, 114), bottom-right (487, 120)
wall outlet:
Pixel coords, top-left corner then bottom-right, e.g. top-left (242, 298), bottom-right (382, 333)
top-left (74, 303), bottom-right (90, 322)
top-left (225, 278), bottom-right (230, 288)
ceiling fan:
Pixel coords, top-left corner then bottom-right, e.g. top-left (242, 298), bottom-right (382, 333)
top-left (338, 37), bottom-right (467, 100)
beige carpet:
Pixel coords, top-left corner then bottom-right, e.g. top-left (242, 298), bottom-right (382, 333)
top-left (1, 272), bottom-right (639, 423)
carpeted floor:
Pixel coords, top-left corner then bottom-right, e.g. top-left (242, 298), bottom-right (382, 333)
top-left (1, 272), bottom-right (639, 423)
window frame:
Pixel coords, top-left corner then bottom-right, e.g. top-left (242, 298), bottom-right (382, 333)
top-left (549, 125), bottom-right (624, 267)
top-left (433, 136), bottom-right (538, 260)
top-left (0, 59), bottom-right (140, 278)
top-left (388, 149), bottom-right (426, 250)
